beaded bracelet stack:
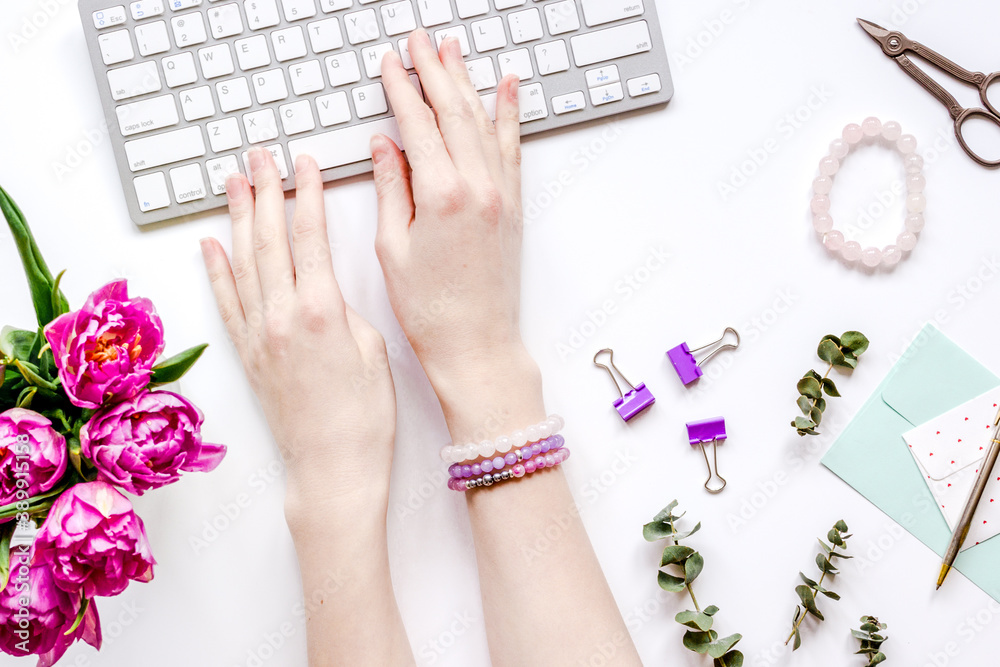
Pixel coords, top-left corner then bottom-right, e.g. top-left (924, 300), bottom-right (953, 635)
top-left (441, 415), bottom-right (570, 492)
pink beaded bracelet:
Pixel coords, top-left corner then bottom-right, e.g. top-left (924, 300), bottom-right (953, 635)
top-left (447, 448), bottom-right (571, 491)
top-left (448, 435), bottom-right (565, 479)
top-left (439, 414), bottom-right (564, 464)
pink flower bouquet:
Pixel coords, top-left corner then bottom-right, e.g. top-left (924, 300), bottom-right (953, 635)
top-left (0, 186), bottom-right (226, 665)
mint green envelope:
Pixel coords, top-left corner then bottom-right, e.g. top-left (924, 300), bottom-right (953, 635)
top-left (822, 323), bottom-right (1000, 602)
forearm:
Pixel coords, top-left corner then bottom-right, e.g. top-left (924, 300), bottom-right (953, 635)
top-left (437, 354), bottom-right (641, 667)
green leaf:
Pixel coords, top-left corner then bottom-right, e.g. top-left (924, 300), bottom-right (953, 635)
top-left (815, 397), bottom-right (827, 412)
top-left (684, 552), bottom-right (704, 584)
top-left (817, 338), bottom-right (846, 366)
top-left (820, 589), bottom-right (841, 600)
top-left (676, 610), bottom-right (714, 631)
top-left (703, 605), bottom-right (719, 616)
top-left (674, 522), bottom-right (701, 541)
top-left (821, 378), bottom-right (840, 397)
top-left (658, 571), bottom-right (686, 593)
top-left (793, 416), bottom-right (816, 430)
top-left (0, 327), bottom-right (36, 362)
top-left (841, 331), bottom-right (870, 355)
top-left (642, 521), bottom-right (673, 542)
top-left (834, 519), bottom-right (849, 533)
top-left (840, 355), bottom-right (859, 369)
top-left (810, 407), bottom-right (823, 426)
top-left (795, 585), bottom-right (824, 620)
top-left (0, 522), bottom-right (14, 591)
top-left (806, 369), bottom-right (822, 381)
top-left (64, 596), bottom-right (89, 636)
top-left (0, 482), bottom-right (71, 521)
top-left (827, 528), bottom-right (845, 547)
top-left (793, 627), bottom-right (801, 650)
top-left (150, 343), bottom-right (208, 385)
top-left (12, 359), bottom-right (58, 391)
top-left (661, 545), bottom-right (695, 566)
top-left (799, 572), bottom-right (818, 588)
top-left (682, 630), bottom-right (717, 654)
top-left (0, 185), bottom-right (69, 327)
top-left (817, 539), bottom-right (832, 554)
top-left (715, 650), bottom-right (744, 667)
top-left (50, 270), bottom-right (70, 322)
top-left (821, 334), bottom-right (841, 346)
top-left (797, 395), bottom-right (811, 415)
top-left (870, 652), bottom-right (886, 665)
top-left (816, 553), bottom-right (839, 575)
top-left (707, 633), bottom-right (742, 659)
top-left (797, 377), bottom-right (822, 399)
top-left (650, 500), bottom-right (679, 523)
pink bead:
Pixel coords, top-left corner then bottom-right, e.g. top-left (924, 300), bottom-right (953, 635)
top-left (813, 213), bottom-right (834, 234)
top-left (481, 459), bottom-right (493, 473)
top-left (905, 213), bottom-right (925, 233)
top-left (535, 456), bottom-right (546, 470)
top-left (492, 456), bottom-right (505, 470)
top-left (823, 230), bottom-right (845, 251)
top-left (471, 463), bottom-right (482, 476)
top-left (512, 464), bottom-right (525, 478)
top-left (906, 173), bottom-right (925, 193)
top-left (898, 231), bottom-right (918, 251)
top-left (562, 449), bottom-right (571, 462)
top-left (905, 154), bottom-right (924, 173)
top-left (545, 454), bottom-right (556, 467)
top-left (862, 117), bottom-right (882, 137)
top-left (829, 139), bottom-right (849, 159)
top-left (882, 245), bottom-right (902, 266)
top-left (861, 247), bottom-right (882, 268)
top-left (843, 123), bottom-right (864, 144)
top-left (881, 121), bottom-right (902, 141)
top-left (449, 464), bottom-right (461, 478)
top-left (896, 134), bottom-right (917, 154)
top-left (812, 176), bottom-right (833, 195)
top-left (841, 241), bottom-right (862, 262)
top-left (819, 156), bottom-right (840, 176)
top-left (524, 460), bottom-right (536, 474)
top-left (906, 193), bottom-right (926, 213)
top-left (504, 452), bottom-right (517, 466)
top-left (810, 195), bottom-right (831, 214)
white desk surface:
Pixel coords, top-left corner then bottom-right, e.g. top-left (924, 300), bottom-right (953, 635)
top-left (3, 0), bottom-right (1000, 665)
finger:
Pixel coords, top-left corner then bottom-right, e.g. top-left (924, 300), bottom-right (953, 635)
top-left (290, 154), bottom-right (342, 304)
top-left (199, 237), bottom-right (248, 358)
top-left (370, 134), bottom-right (414, 263)
top-left (495, 75), bottom-right (523, 197)
top-left (438, 37), bottom-right (503, 181)
top-left (345, 304), bottom-right (388, 366)
top-left (248, 147), bottom-right (295, 305)
top-left (381, 48), bottom-right (451, 178)
top-left (408, 30), bottom-right (489, 177)
top-left (225, 172), bottom-right (262, 320)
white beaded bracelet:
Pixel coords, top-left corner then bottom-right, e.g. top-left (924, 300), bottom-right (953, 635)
top-left (440, 414), bottom-right (565, 463)
top-left (811, 117), bottom-right (925, 269)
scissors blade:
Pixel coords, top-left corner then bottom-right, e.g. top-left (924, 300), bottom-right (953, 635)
top-left (857, 18), bottom-right (891, 41)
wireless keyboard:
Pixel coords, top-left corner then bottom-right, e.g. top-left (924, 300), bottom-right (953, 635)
top-left (79, 0), bottom-right (673, 226)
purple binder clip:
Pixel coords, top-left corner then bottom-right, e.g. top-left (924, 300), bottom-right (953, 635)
top-left (686, 417), bottom-right (728, 494)
top-left (667, 327), bottom-right (741, 386)
top-left (594, 348), bottom-right (655, 422)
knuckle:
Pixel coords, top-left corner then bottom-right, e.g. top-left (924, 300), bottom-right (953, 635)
top-left (442, 98), bottom-right (475, 125)
top-left (291, 212), bottom-right (324, 243)
top-left (297, 297), bottom-right (331, 332)
top-left (506, 143), bottom-right (523, 169)
top-left (231, 256), bottom-right (255, 282)
top-left (435, 177), bottom-right (469, 215)
top-left (217, 299), bottom-right (241, 326)
top-left (476, 185), bottom-right (503, 220)
top-left (254, 225), bottom-right (281, 253)
top-left (263, 314), bottom-right (289, 347)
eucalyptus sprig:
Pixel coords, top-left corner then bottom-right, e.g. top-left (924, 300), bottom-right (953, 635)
top-left (852, 615), bottom-right (888, 665)
top-left (786, 520), bottom-right (851, 650)
top-left (792, 331), bottom-right (869, 436)
top-left (644, 501), bottom-right (743, 667)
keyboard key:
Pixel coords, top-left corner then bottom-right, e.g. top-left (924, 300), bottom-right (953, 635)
top-left (307, 17), bottom-right (343, 52)
top-left (217, 76), bottom-right (253, 110)
top-left (169, 163), bottom-right (207, 202)
top-left (272, 26), bottom-right (307, 60)
top-left (417, 0), bottom-right (452, 28)
top-left (580, 0), bottom-right (644, 27)
top-left (471, 17), bottom-right (505, 52)
top-left (517, 82), bottom-right (547, 122)
top-left (99, 29), bottom-right (134, 65)
top-left (381, 1), bottom-right (415, 36)
top-left (318, 0), bottom-right (351, 12)
top-left (242, 144), bottom-right (288, 184)
top-left (589, 82), bottom-right (623, 106)
top-left (108, 61), bottom-right (162, 100)
top-left (208, 3), bottom-right (243, 37)
top-left (245, 0), bottom-right (280, 29)
top-left (434, 26), bottom-right (470, 56)
top-left (198, 44), bottom-right (235, 78)
top-left (135, 21), bottom-right (170, 55)
top-left (479, 91), bottom-right (497, 121)
top-left (325, 51), bottom-right (361, 86)
top-left (570, 20), bottom-right (651, 67)
top-left (316, 91), bottom-right (352, 126)
top-left (627, 73), bottom-right (661, 97)
top-left (552, 91), bottom-right (585, 115)
top-left (133, 172), bottom-right (171, 211)
top-left (171, 12), bottom-right (207, 46)
top-left (279, 100), bottom-right (316, 134)
top-left (288, 117), bottom-right (402, 169)
top-left (93, 6), bottom-right (128, 29)
top-left (535, 40), bottom-right (569, 75)
top-left (169, 0), bottom-right (203, 10)
top-left (289, 59), bottom-right (325, 94)
top-left (130, 1), bottom-right (165, 20)
top-left (465, 57), bottom-right (496, 91)
top-left (398, 37), bottom-right (413, 68)
top-left (281, 0), bottom-right (316, 21)
top-left (124, 125), bottom-right (205, 171)
top-left (180, 85), bottom-right (216, 120)
top-left (494, 0), bottom-right (525, 9)
top-left (361, 42), bottom-right (394, 78)
top-left (116, 94), bottom-right (179, 136)
top-left (235, 34), bottom-right (271, 69)
top-left (162, 52), bottom-right (197, 87)
top-left (498, 48), bottom-right (532, 80)
top-left (585, 65), bottom-right (619, 88)
top-left (544, 0), bottom-right (579, 35)
top-left (206, 117), bottom-right (243, 151)
top-left (243, 109), bottom-right (279, 142)
top-left (344, 9), bottom-right (379, 44)
top-left (456, 0), bottom-right (488, 19)
top-left (352, 82), bottom-right (387, 118)
top-left (508, 8), bottom-right (542, 44)
top-left (251, 68), bottom-right (289, 103)
top-left (206, 155), bottom-right (241, 194)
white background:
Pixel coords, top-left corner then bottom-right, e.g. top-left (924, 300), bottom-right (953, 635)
top-left (2, 0), bottom-right (1000, 665)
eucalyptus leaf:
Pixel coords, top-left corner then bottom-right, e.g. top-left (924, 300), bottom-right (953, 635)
top-left (841, 331), bottom-right (870, 354)
top-left (835, 520), bottom-right (849, 533)
top-left (797, 377), bottom-right (822, 399)
top-left (704, 605), bottom-right (719, 616)
top-left (661, 545), bottom-right (695, 566)
top-left (822, 378), bottom-right (840, 397)
top-left (684, 552), bottom-right (704, 584)
top-left (793, 416), bottom-right (816, 430)
top-left (810, 407), bottom-right (823, 426)
top-left (716, 650), bottom-right (744, 667)
top-left (816, 553), bottom-right (838, 574)
top-left (707, 633), bottom-right (742, 659)
top-left (643, 521), bottom-right (674, 542)
top-left (793, 628), bottom-right (801, 651)
top-left (797, 396), bottom-right (811, 415)
top-left (676, 610), bottom-right (714, 631)
top-left (658, 571), bottom-right (686, 593)
top-left (799, 572), bottom-right (818, 588)
top-left (682, 630), bottom-right (717, 654)
top-left (817, 338), bottom-right (845, 365)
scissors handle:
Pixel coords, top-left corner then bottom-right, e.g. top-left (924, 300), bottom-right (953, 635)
top-left (906, 39), bottom-right (985, 87)
top-left (954, 108), bottom-right (1000, 168)
top-left (896, 54), bottom-right (963, 119)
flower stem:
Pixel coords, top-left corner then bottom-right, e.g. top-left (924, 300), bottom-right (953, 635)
top-left (669, 514), bottom-right (700, 614)
top-left (784, 542), bottom-right (840, 646)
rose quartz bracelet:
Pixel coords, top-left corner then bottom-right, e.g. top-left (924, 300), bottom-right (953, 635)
top-left (448, 435), bottom-right (565, 479)
top-left (812, 117), bottom-right (925, 269)
top-left (439, 414), bottom-right (564, 464)
top-left (448, 447), bottom-right (571, 491)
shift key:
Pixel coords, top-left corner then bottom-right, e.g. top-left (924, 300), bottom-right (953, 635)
top-left (570, 21), bottom-right (651, 68)
top-left (124, 126), bottom-right (205, 172)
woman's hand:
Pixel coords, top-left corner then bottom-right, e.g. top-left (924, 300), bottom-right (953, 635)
top-left (200, 148), bottom-right (395, 519)
top-left (371, 30), bottom-right (543, 441)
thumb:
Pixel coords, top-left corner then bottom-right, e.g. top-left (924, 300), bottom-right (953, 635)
top-left (370, 134), bottom-right (414, 262)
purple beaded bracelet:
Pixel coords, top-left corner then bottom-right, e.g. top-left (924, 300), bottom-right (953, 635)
top-left (448, 447), bottom-right (571, 491)
top-left (447, 435), bottom-right (565, 480)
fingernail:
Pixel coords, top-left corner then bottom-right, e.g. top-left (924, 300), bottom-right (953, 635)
top-left (295, 154), bottom-right (310, 174)
top-left (506, 76), bottom-right (519, 102)
top-left (370, 135), bottom-right (387, 164)
top-left (225, 173), bottom-right (244, 199)
top-left (248, 147), bottom-right (265, 171)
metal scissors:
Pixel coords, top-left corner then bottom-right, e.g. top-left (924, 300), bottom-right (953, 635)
top-left (858, 18), bottom-right (1000, 167)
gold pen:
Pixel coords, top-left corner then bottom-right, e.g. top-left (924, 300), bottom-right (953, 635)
top-left (937, 405), bottom-right (1000, 589)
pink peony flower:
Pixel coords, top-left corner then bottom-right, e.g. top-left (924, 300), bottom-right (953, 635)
top-left (81, 390), bottom-right (226, 495)
top-left (32, 481), bottom-right (155, 598)
top-left (0, 409), bottom-right (67, 507)
top-left (0, 547), bottom-right (101, 667)
top-left (43, 280), bottom-right (164, 409)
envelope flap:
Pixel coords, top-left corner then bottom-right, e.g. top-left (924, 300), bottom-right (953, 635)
top-left (903, 387), bottom-right (1000, 480)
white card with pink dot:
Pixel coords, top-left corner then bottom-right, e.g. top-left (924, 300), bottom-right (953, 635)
top-left (903, 387), bottom-right (1000, 551)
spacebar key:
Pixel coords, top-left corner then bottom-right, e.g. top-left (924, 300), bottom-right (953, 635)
top-left (571, 20), bottom-right (652, 68)
top-left (288, 118), bottom-right (404, 171)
